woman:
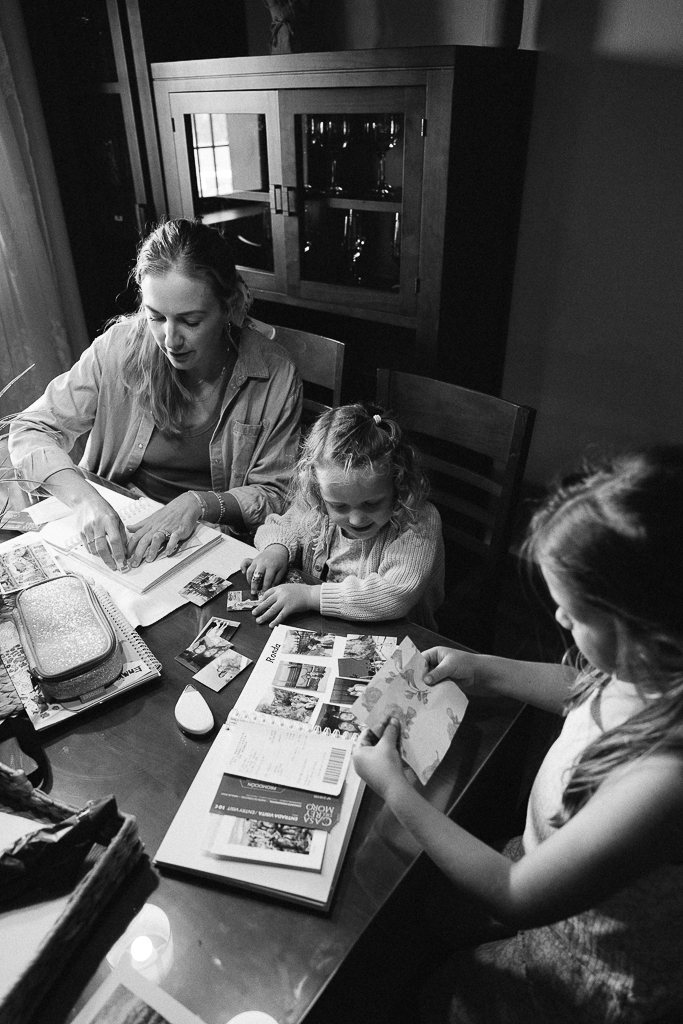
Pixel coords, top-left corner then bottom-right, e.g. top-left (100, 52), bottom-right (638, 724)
top-left (9, 219), bottom-right (302, 572)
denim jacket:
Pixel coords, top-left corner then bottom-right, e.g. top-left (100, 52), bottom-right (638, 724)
top-left (9, 321), bottom-right (302, 532)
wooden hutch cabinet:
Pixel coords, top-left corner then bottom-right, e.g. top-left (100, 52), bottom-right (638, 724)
top-left (151, 48), bottom-right (536, 394)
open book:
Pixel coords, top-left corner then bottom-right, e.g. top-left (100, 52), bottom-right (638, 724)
top-left (40, 494), bottom-right (222, 594)
top-left (155, 624), bottom-right (366, 909)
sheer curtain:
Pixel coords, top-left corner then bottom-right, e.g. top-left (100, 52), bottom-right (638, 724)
top-left (0, 0), bottom-right (88, 418)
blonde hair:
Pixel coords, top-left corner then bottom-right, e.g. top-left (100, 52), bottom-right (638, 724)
top-left (292, 403), bottom-right (429, 532)
top-left (524, 446), bottom-right (683, 823)
top-left (119, 218), bottom-right (251, 438)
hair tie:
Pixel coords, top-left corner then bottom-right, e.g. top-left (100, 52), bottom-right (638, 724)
top-left (373, 414), bottom-right (382, 425)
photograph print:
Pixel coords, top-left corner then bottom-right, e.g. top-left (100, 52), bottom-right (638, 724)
top-left (280, 629), bottom-right (337, 658)
top-left (330, 677), bottom-right (368, 705)
top-left (255, 686), bottom-right (319, 724)
top-left (274, 659), bottom-right (330, 692)
top-left (316, 702), bottom-right (363, 736)
top-left (174, 617), bottom-right (240, 672)
top-left (193, 647), bottom-right (252, 692)
top-left (342, 634), bottom-right (397, 678)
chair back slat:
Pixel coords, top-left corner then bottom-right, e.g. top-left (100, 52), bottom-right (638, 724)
top-left (249, 318), bottom-right (345, 415)
top-left (376, 368), bottom-right (535, 650)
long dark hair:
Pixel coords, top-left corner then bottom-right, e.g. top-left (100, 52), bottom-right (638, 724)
top-left (120, 219), bottom-right (251, 437)
top-left (525, 446), bottom-right (683, 822)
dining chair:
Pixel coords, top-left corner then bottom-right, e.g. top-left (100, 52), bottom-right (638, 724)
top-left (247, 318), bottom-right (345, 424)
top-left (376, 369), bottom-right (536, 652)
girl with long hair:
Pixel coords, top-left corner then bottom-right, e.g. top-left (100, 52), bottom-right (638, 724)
top-left (355, 445), bottom-right (683, 1023)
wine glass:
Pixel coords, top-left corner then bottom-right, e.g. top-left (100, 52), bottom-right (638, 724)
top-left (391, 212), bottom-right (401, 290)
top-left (305, 116), bottom-right (327, 194)
top-left (364, 116), bottom-right (402, 198)
top-left (342, 210), bottom-right (365, 285)
top-left (324, 117), bottom-right (351, 196)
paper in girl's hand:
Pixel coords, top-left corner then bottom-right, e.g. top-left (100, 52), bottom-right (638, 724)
top-left (351, 637), bottom-right (469, 785)
top-left (193, 648), bottom-right (253, 692)
top-left (226, 591), bottom-right (261, 610)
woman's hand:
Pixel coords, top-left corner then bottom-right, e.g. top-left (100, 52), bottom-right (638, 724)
top-left (126, 492), bottom-right (202, 567)
top-left (423, 646), bottom-right (481, 693)
top-left (73, 495), bottom-right (129, 572)
top-left (252, 584), bottom-right (320, 627)
top-left (241, 544), bottom-right (289, 595)
top-left (353, 717), bottom-right (410, 801)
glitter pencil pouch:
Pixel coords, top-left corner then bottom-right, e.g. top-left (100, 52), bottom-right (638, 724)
top-left (13, 575), bottom-right (123, 701)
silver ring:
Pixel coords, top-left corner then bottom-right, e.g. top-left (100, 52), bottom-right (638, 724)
top-left (252, 571), bottom-right (264, 580)
top-left (155, 530), bottom-right (171, 542)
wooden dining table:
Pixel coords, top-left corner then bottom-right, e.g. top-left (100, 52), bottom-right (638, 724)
top-left (0, 516), bottom-right (525, 1024)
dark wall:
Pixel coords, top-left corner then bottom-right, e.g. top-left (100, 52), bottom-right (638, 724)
top-left (20, 0), bottom-right (248, 340)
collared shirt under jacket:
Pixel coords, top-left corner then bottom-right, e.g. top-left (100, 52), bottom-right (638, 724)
top-left (9, 320), bottom-right (303, 533)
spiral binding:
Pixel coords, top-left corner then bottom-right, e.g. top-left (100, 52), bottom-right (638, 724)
top-left (227, 707), bottom-right (356, 742)
top-left (91, 584), bottom-right (161, 672)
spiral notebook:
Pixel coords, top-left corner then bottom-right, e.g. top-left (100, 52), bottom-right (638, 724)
top-left (0, 584), bottom-right (161, 731)
top-left (155, 624), bottom-right (365, 909)
top-left (220, 708), bottom-right (354, 797)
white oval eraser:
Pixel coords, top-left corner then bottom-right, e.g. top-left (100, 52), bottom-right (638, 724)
top-left (175, 684), bottom-right (214, 735)
top-left (225, 1013), bottom-right (279, 1024)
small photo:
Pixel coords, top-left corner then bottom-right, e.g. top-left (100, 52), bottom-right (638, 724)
top-left (193, 648), bottom-right (252, 692)
top-left (343, 634), bottom-right (397, 677)
top-left (178, 571), bottom-right (230, 606)
top-left (330, 677), bottom-right (368, 705)
top-left (336, 657), bottom-right (372, 679)
top-left (255, 686), bottom-right (319, 724)
top-left (174, 616), bottom-right (240, 673)
top-left (281, 629), bottom-right (336, 658)
top-left (0, 542), bottom-right (62, 594)
top-left (273, 660), bottom-right (330, 692)
top-left (316, 702), bottom-right (363, 736)
top-left (225, 590), bottom-right (261, 610)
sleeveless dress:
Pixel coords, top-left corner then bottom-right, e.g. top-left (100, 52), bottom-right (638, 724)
top-left (434, 678), bottom-right (683, 1024)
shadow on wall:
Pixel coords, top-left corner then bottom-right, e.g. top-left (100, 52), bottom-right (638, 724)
top-left (246, 0), bottom-right (525, 54)
top-left (502, 52), bottom-right (683, 486)
top-left (521, 0), bottom-right (683, 63)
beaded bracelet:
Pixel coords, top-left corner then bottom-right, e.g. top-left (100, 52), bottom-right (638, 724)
top-left (213, 491), bottom-right (228, 524)
top-left (189, 490), bottom-right (208, 520)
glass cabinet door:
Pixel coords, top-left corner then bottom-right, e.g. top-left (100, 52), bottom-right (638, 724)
top-left (169, 90), bottom-right (285, 293)
top-left (278, 86), bottom-right (425, 317)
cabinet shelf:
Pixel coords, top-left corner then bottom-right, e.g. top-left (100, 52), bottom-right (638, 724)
top-left (152, 47), bottom-right (536, 391)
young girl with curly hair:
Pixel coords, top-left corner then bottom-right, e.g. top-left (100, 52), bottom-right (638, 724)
top-left (242, 402), bottom-right (444, 627)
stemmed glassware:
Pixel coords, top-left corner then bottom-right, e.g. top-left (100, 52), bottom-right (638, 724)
top-left (364, 116), bottom-right (402, 198)
top-left (391, 212), bottom-right (401, 289)
top-left (305, 117), bottom-right (327, 193)
top-left (342, 210), bottom-right (365, 284)
top-left (324, 117), bottom-right (351, 196)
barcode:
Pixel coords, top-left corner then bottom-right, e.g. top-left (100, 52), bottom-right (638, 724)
top-left (322, 747), bottom-right (346, 786)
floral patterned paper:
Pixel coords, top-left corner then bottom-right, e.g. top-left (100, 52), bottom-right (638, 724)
top-left (351, 637), bottom-right (468, 785)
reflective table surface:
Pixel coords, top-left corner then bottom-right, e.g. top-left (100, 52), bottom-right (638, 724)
top-left (1, 521), bottom-right (522, 1024)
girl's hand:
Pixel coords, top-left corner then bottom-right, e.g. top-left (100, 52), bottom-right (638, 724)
top-left (126, 492), bottom-right (202, 567)
top-left (423, 646), bottom-right (480, 693)
top-left (252, 584), bottom-right (320, 626)
top-left (241, 544), bottom-right (289, 596)
top-left (353, 717), bottom-right (410, 801)
top-left (74, 496), bottom-right (128, 572)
